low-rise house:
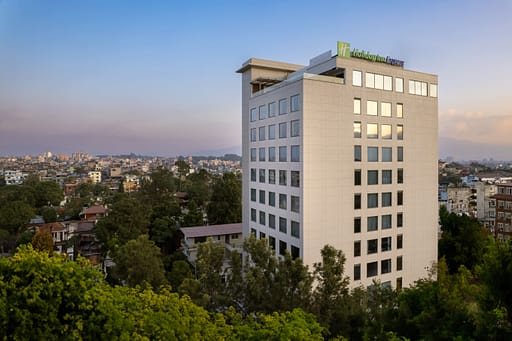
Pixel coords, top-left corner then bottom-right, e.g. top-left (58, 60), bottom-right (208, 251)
top-left (79, 205), bottom-right (107, 221)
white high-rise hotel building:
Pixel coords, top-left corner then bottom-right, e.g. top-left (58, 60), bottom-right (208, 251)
top-left (237, 42), bottom-right (438, 288)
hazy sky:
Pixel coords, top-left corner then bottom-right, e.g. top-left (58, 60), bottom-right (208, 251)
top-left (1, 0), bottom-right (511, 159)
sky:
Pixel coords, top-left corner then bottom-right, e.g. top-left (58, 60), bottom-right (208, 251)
top-left (0, 0), bottom-right (511, 159)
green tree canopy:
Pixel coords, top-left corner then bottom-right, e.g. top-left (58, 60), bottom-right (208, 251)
top-left (207, 172), bottom-right (241, 225)
top-left (0, 201), bottom-right (35, 235)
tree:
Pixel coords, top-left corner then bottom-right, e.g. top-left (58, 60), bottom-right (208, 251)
top-left (39, 206), bottom-right (57, 223)
top-left (33, 181), bottom-right (64, 207)
top-left (207, 172), bottom-right (242, 224)
top-left (167, 260), bottom-right (193, 291)
top-left (111, 234), bottom-right (167, 288)
top-left (184, 169), bottom-right (211, 207)
top-left (31, 229), bottom-right (54, 254)
top-left (195, 237), bottom-right (227, 310)
top-left (182, 200), bottom-right (204, 227)
top-left (139, 167), bottom-right (176, 205)
top-left (0, 201), bottom-right (35, 235)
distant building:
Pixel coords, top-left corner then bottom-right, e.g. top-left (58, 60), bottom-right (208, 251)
top-left (4, 170), bottom-right (26, 185)
top-left (88, 171), bottom-right (101, 183)
top-left (79, 205), bottom-right (107, 221)
top-left (491, 183), bottom-right (512, 240)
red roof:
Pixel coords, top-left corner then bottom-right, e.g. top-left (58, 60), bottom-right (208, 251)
top-left (83, 205), bottom-right (106, 215)
top-left (181, 223), bottom-right (242, 238)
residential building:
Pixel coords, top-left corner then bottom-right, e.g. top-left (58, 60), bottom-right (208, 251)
top-left (491, 183), bottom-right (512, 240)
top-left (88, 171), bottom-right (101, 183)
top-left (237, 41), bottom-right (438, 288)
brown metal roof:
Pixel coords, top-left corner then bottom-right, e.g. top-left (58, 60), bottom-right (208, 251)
top-left (181, 223), bottom-right (242, 238)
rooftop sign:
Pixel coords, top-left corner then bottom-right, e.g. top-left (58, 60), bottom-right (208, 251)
top-left (337, 41), bottom-right (404, 67)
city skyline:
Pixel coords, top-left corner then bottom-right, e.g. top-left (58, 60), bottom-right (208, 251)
top-left (1, 0), bottom-right (511, 159)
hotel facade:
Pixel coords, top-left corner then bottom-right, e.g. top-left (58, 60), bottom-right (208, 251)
top-left (237, 42), bottom-right (438, 288)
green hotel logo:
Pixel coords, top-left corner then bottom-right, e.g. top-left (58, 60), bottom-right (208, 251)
top-left (337, 41), bottom-right (351, 58)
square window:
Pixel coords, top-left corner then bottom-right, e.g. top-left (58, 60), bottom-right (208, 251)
top-left (397, 191), bottom-right (403, 206)
top-left (291, 95), bottom-right (300, 112)
top-left (259, 147), bottom-right (265, 161)
top-left (355, 169), bottom-right (362, 186)
top-left (382, 147), bottom-right (392, 162)
top-left (279, 122), bottom-right (287, 138)
top-left (250, 148), bottom-right (256, 162)
top-left (251, 168), bottom-right (256, 182)
top-left (259, 190), bottom-right (265, 204)
top-left (397, 125), bottom-right (403, 140)
top-left (354, 240), bottom-right (361, 257)
top-left (382, 170), bottom-right (392, 184)
top-left (279, 194), bottom-right (287, 209)
top-left (250, 128), bottom-right (257, 142)
top-left (291, 196), bottom-right (300, 213)
top-left (269, 192), bottom-right (276, 207)
top-left (268, 124), bottom-right (276, 140)
top-left (367, 216), bottom-right (378, 231)
top-left (398, 168), bottom-right (403, 184)
top-left (291, 171), bottom-right (300, 187)
top-left (381, 237), bottom-right (392, 252)
top-left (259, 169), bottom-right (265, 183)
top-left (354, 193), bottom-right (361, 210)
top-left (367, 170), bottom-right (378, 185)
top-left (250, 108), bottom-right (257, 122)
top-left (397, 103), bottom-right (403, 118)
top-left (259, 211), bottom-right (266, 225)
top-left (279, 217), bottom-right (287, 233)
top-left (381, 124), bottom-right (392, 139)
top-left (268, 147), bottom-right (276, 162)
top-left (368, 193), bottom-right (378, 208)
top-left (250, 188), bottom-right (256, 202)
top-left (269, 214), bottom-right (276, 229)
top-left (279, 146), bottom-right (287, 162)
top-left (279, 99), bottom-right (287, 115)
top-left (291, 145), bottom-right (300, 162)
top-left (259, 126), bottom-right (266, 141)
top-left (382, 215), bottom-right (392, 229)
top-left (397, 256), bottom-right (403, 271)
top-left (367, 239), bottom-right (378, 254)
top-left (367, 100), bottom-right (378, 116)
top-left (354, 264), bottom-right (361, 281)
top-left (291, 120), bottom-right (300, 137)
top-left (259, 105), bottom-right (266, 120)
top-left (354, 98), bottom-right (361, 114)
top-left (354, 122), bottom-right (362, 138)
top-left (397, 234), bottom-right (403, 249)
top-left (269, 102), bottom-right (276, 117)
top-left (381, 259), bottom-right (392, 274)
top-left (368, 147), bottom-right (378, 162)
top-left (353, 70), bottom-right (362, 87)
top-left (397, 213), bottom-right (403, 228)
top-left (279, 170), bottom-right (287, 186)
top-left (397, 147), bottom-right (403, 161)
top-left (367, 123), bottom-right (378, 139)
top-left (268, 169), bottom-right (276, 184)
top-left (279, 240), bottom-right (287, 256)
top-left (354, 217), bottom-right (361, 233)
top-left (251, 208), bottom-right (256, 222)
top-left (354, 145), bottom-right (362, 162)
top-left (381, 102), bottom-right (391, 117)
top-left (382, 192), bottom-right (392, 207)
top-left (291, 221), bottom-right (300, 238)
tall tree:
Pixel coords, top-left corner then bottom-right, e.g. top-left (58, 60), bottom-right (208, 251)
top-left (33, 181), bottom-right (64, 207)
top-left (31, 230), bottom-right (54, 254)
top-left (207, 172), bottom-right (241, 224)
top-left (0, 201), bottom-right (35, 235)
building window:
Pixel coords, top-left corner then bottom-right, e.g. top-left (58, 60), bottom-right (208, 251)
top-left (396, 277), bottom-right (403, 290)
top-left (354, 98), bottom-right (361, 114)
top-left (250, 108), bottom-right (257, 122)
top-left (397, 256), bottom-right (403, 271)
top-left (368, 216), bottom-right (378, 231)
top-left (367, 261), bottom-right (378, 277)
top-left (259, 232), bottom-right (266, 240)
top-left (397, 212), bottom-right (403, 228)
top-left (259, 190), bottom-right (265, 204)
top-left (375, 74), bottom-right (383, 89)
top-left (259, 169), bottom-right (265, 183)
top-left (268, 147), bottom-right (276, 162)
top-left (381, 237), bottom-right (392, 252)
top-left (354, 145), bottom-right (362, 162)
top-left (291, 245), bottom-right (300, 259)
top-left (279, 217), bottom-right (287, 233)
top-left (279, 122), bottom-right (287, 138)
top-left (291, 95), bottom-right (300, 112)
top-left (291, 171), bottom-right (300, 187)
top-left (381, 102), bottom-right (391, 117)
top-left (354, 122), bottom-right (362, 138)
top-left (279, 194), bottom-right (287, 209)
top-left (368, 147), bottom-right (378, 162)
top-left (367, 170), bottom-right (378, 185)
top-left (291, 196), bottom-right (300, 213)
top-left (354, 240), bottom-right (361, 257)
top-left (259, 105), bottom-right (266, 120)
top-left (397, 103), bottom-right (403, 118)
top-left (366, 72), bottom-right (375, 88)
top-left (354, 217), bottom-right (361, 233)
top-left (396, 78), bottom-right (403, 93)
top-left (251, 168), bottom-right (256, 182)
top-left (279, 170), bottom-right (287, 186)
top-left (268, 169), bottom-right (276, 184)
top-left (269, 192), bottom-right (276, 206)
top-left (397, 125), bottom-right (403, 140)
top-left (397, 191), bottom-right (403, 206)
top-left (430, 84), bottom-right (438, 98)
top-left (397, 147), bottom-right (403, 161)
top-left (251, 228), bottom-right (256, 237)
top-left (381, 124), bottom-right (392, 139)
top-left (269, 236), bottom-right (276, 250)
top-left (279, 146), bottom-right (287, 162)
top-left (382, 214), bottom-right (392, 230)
top-left (354, 193), bottom-right (361, 210)
top-left (279, 98), bottom-right (287, 115)
top-left (259, 211), bottom-right (266, 225)
top-left (353, 70), bottom-right (362, 87)
top-left (368, 239), bottom-right (378, 254)
top-left (397, 234), bottom-right (403, 249)
top-left (259, 147), bottom-right (265, 161)
top-left (268, 124), bottom-right (276, 140)
top-left (279, 240), bottom-right (287, 256)
top-left (382, 192), bottom-right (392, 207)
top-left (259, 126), bottom-right (266, 141)
top-left (251, 188), bottom-right (256, 202)
top-left (291, 120), bottom-right (300, 137)
top-left (354, 264), bottom-right (361, 281)
top-left (398, 168), bottom-right (403, 184)
top-left (382, 170), bottom-right (392, 184)
top-left (291, 145), bottom-right (300, 162)
top-left (367, 100), bottom-right (378, 116)
top-left (291, 221), bottom-right (300, 238)
top-left (250, 148), bottom-right (256, 162)
top-left (381, 259), bottom-right (392, 274)
top-left (251, 208), bottom-right (256, 222)
top-left (269, 214), bottom-right (276, 229)
top-left (250, 128), bottom-right (257, 142)
top-left (367, 123), bottom-right (378, 139)
top-left (269, 102), bottom-right (276, 117)
top-left (383, 76), bottom-right (392, 91)
top-left (355, 169), bottom-right (362, 186)
top-left (382, 147), bottom-right (392, 162)
top-left (409, 80), bottom-right (428, 96)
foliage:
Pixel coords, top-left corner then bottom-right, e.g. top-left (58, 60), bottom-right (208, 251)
top-left (0, 201), bottom-right (35, 234)
top-left (39, 205), bottom-right (58, 223)
top-left (182, 199), bottom-right (204, 227)
top-left (207, 172), bottom-right (242, 224)
top-left (31, 229), bottom-right (54, 254)
top-left (33, 181), bottom-right (64, 207)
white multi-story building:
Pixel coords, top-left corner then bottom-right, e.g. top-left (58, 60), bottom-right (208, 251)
top-left (237, 41), bottom-right (438, 288)
top-left (88, 171), bottom-right (102, 184)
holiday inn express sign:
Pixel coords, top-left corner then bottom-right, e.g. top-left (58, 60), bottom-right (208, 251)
top-left (337, 41), bottom-right (404, 67)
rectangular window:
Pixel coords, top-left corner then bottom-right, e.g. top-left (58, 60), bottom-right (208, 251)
top-left (259, 105), bottom-right (266, 120)
top-left (251, 228), bottom-right (256, 236)
top-left (397, 103), bottom-right (403, 118)
top-left (269, 214), bottom-right (276, 229)
top-left (279, 240), bottom-right (287, 256)
top-left (269, 102), bottom-right (276, 117)
top-left (279, 217), bottom-right (287, 234)
top-left (367, 240), bottom-right (378, 255)
top-left (268, 124), bottom-right (276, 140)
top-left (375, 74), bottom-right (384, 89)
top-left (259, 126), bottom-right (266, 141)
top-left (367, 123), bottom-right (378, 139)
top-left (398, 168), bottom-right (403, 184)
top-left (259, 232), bottom-right (266, 240)
top-left (367, 170), bottom-right (378, 185)
top-left (397, 234), bottom-right (403, 249)
top-left (367, 100), bottom-right (378, 116)
top-left (259, 169), bottom-right (265, 183)
top-left (291, 245), bottom-right (300, 259)
top-left (382, 214), bottom-right (392, 229)
top-left (397, 147), bottom-right (403, 161)
top-left (251, 208), bottom-right (256, 222)
top-left (354, 193), bottom-right (361, 210)
top-left (291, 221), bottom-right (300, 238)
top-left (290, 95), bottom-right (300, 112)
top-left (397, 277), bottom-right (403, 290)
top-left (354, 264), bottom-right (361, 281)
top-left (354, 217), bottom-right (361, 233)
top-left (430, 84), bottom-right (438, 98)
top-left (269, 236), bottom-right (276, 250)
top-left (268, 147), bottom-right (276, 162)
top-left (395, 78), bottom-right (403, 93)
top-left (251, 168), bottom-right (256, 182)
top-left (353, 70), bottom-right (362, 87)
top-left (368, 147), bottom-right (378, 162)
top-left (354, 122), bottom-right (362, 138)
top-left (279, 170), bottom-right (287, 186)
top-left (381, 102), bottom-right (391, 117)
top-left (354, 145), bottom-right (362, 161)
top-left (250, 148), bottom-right (257, 162)
top-left (397, 125), bottom-right (403, 140)
top-left (382, 192), bottom-right (392, 207)
top-left (397, 191), bottom-right (403, 206)
top-left (279, 99), bottom-right (287, 115)
top-left (279, 194), bottom-right (287, 209)
top-left (397, 213), bottom-right (403, 228)
top-left (381, 259), bottom-right (392, 274)
top-left (366, 72), bottom-right (375, 88)
top-left (279, 146), bottom-right (287, 162)
top-left (250, 128), bottom-right (257, 142)
top-left (355, 169), bottom-right (362, 186)
top-left (259, 190), bottom-right (265, 204)
top-left (354, 240), bottom-right (361, 257)
top-left (397, 256), bottom-right (403, 271)
top-left (269, 192), bottom-right (276, 207)
top-left (268, 169), bottom-right (276, 184)
top-left (382, 147), bottom-right (392, 162)
top-left (382, 170), bottom-right (392, 184)
top-left (381, 237), bottom-right (392, 252)
top-left (354, 98), bottom-right (361, 114)
top-left (381, 124), bottom-right (392, 139)
top-left (291, 145), bottom-right (300, 162)
top-left (409, 80), bottom-right (428, 96)
top-left (290, 120), bottom-right (300, 137)
top-left (291, 196), bottom-right (300, 213)
top-left (291, 171), bottom-right (300, 187)
top-left (259, 147), bottom-right (266, 161)
top-left (279, 122), bottom-right (287, 138)
top-left (250, 108), bottom-right (257, 122)
top-left (259, 211), bottom-right (266, 225)
top-left (383, 76), bottom-right (392, 91)
top-left (368, 216), bottom-right (378, 231)
top-left (250, 188), bottom-right (256, 202)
